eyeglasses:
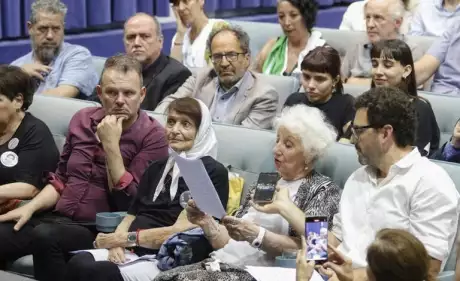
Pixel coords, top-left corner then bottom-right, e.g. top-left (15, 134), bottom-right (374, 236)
top-left (351, 123), bottom-right (380, 139)
top-left (210, 52), bottom-right (246, 63)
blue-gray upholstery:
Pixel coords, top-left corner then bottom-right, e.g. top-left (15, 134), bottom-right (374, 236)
top-left (8, 95), bottom-right (460, 280)
top-left (92, 56), bottom-right (106, 79)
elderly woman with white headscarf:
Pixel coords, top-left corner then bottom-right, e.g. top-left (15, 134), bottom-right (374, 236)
top-left (66, 97), bottom-right (229, 281)
top-left (154, 104), bottom-right (341, 281)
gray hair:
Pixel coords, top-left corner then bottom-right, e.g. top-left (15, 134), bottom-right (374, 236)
top-left (125, 13), bottom-right (163, 39)
top-left (274, 104), bottom-right (337, 161)
top-left (387, 0), bottom-right (405, 21)
top-left (100, 54), bottom-right (143, 86)
top-left (30, 0), bottom-right (67, 24)
top-left (206, 24), bottom-right (251, 56)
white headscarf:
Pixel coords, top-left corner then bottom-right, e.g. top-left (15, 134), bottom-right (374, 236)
top-left (153, 99), bottom-right (218, 202)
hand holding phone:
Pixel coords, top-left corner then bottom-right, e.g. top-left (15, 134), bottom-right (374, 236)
top-left (305, 216), bottom-right (328, 264)
top-left (253, 173), bottom-right (279, 205)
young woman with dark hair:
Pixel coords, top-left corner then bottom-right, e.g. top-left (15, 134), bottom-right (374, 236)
top-left (284, 45), bottom-right (355, 140)
top-left (370, 39), bottom-right (440, 156)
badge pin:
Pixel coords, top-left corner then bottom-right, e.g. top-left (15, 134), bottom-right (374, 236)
top-left (1, 151), bottom-right (18, 168)
top-left (8, 138), bottom-right (19, 150)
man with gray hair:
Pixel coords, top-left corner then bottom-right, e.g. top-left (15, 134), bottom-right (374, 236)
top-left (155, 24), bottom-right (279, 130)
top-left (10, 0), bottom-right (98, 98)
top-left (341, 0), bottom-right (422, 85)
top-left (120, 13), bottom-right (191, 110)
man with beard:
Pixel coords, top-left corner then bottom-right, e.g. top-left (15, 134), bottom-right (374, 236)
top-left (328, 87), bottom-right (459, 281)
top-left (11, 0), bottom-right (98, 98)
top-left (155, 24), bottom-right (278, 130)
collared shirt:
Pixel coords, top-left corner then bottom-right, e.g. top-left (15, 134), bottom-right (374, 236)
top-left (48, 107), bottom-right (168, 222)
top-left (332, 149), bottom-right (460, 268)
top-left (341, 35), bottom-right (423, 79)
top-left (409, 0), bottom-right (460, 37)
top-left (10, 42), bottom-right (99, 97)
top-left (211, 71), bottom-right (250, 123)
top-left (427, 20), bottom-right (460, 95)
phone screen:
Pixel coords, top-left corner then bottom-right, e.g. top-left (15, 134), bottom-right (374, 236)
top-left (305, 217), bottom-right (328, 263)
top-left (253, 173), bottom-right (279, 204)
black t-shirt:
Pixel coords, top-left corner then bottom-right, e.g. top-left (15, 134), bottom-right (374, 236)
top-left (0, 113), bottom-right (60, 189)
top-left (414, 98), bottom-right (440, 156)
top-left (284, 92), bottom-right (356, 138)
top-left (128, 155), bottom-right (229, 232)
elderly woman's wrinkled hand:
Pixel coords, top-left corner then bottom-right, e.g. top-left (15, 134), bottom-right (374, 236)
top-left (296, 236), bottom-right (315, 281)
top-left (250, 186), bottom-right (292, 215)
top-left (317, 245), bottom-right (354, 281)
top-left (186, 199), bottom-right (211, 227)
top-left (222, 216), bottom-right (261, 243)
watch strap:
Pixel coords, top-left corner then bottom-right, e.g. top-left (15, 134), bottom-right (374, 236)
top-left (251, 227), bottom-right (266, 249)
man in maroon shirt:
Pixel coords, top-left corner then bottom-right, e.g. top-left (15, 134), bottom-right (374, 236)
top-left (0, 54), bottom-right (168, 281)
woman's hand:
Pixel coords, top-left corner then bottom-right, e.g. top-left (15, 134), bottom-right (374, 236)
top-left (186, 199), bottom-right (211, 227)
top-left (222, 216), bottom-right (260, 243)
top-left (108, 247), bottom-right (126, 264)
top-left (172, 6), bottom-right (187, 36)
top-left (250, 186), bottom-right (293, 215)
top-left (296, 236), bottom-right (315, 281)
top-left (95, 232), bottom-right (127, 249)
top-left (317, 245), bottom-right (354, 281)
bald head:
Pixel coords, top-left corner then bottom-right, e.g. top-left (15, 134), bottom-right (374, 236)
top-left (124, 13), bottom-right (164, 67)
top-left (364, 0), bottom-right (404, 43)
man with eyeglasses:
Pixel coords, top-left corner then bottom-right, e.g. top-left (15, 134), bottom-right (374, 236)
top-left (155, 24), bottom-right (278, 130)
top-left (10, 0), bottom-right (98, 98)
top-left (326, 87), bottom-right (459, 281)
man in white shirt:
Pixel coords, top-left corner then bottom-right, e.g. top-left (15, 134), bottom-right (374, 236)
top-left (329, 86), bottom-right (460, 281)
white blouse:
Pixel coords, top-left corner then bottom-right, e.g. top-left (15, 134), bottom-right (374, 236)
top-left (171, 19), bottom-right (225, 68)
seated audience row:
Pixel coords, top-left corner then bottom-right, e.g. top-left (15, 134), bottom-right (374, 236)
top-left (0, 55), bottom-right (169, 281)
top-left (1, 51), bottom-right (460, 281)
top-left (255, 87), bottom-right (459, 281)
top-left (67, 102), bottom-right (341, 281)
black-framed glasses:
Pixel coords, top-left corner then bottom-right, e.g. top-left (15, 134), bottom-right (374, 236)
top-left (211, 52), bottom-right (246, 63)
top-left (351, 123), bottom-right (381, 139)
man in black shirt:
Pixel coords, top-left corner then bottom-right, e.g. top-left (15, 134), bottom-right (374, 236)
top-left (91, 13), bottom-right (191, 110)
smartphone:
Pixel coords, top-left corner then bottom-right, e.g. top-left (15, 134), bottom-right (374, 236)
top-left (253, 172), bottom-right (279, 204)
top-left (305, 216), bottom-right (328, 264)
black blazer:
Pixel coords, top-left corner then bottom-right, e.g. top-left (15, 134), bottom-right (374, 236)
top-left (89, 54), bottom-right (191, 110)
top-left (141, 54), bottom-right (192, 111)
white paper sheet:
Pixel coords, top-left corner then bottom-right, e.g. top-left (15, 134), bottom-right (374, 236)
top-left (170, 149), bottom-right (227, 219)
top-left (245, 266), bottom-right (324, 281)
top-left (71, 249), bottom-right (156, 267)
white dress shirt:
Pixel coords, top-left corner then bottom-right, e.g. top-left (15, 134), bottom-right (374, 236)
top-left (332, 149), bottom-right (460, 268)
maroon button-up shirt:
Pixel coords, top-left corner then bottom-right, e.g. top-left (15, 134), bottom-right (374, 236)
top-left (48, 107), bottom-right (168, 222)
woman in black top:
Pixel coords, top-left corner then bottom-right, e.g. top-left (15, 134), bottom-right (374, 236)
top-left (284, 46), bottom-right (355, 140)
top-left (370, 39), bottom-right (440, 156)
top-left (0, 65), bottom-right (59, 213)
top-left (67, 97), bottom-right (229, 281)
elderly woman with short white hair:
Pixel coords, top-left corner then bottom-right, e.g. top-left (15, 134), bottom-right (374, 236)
top-left (155, 104), bottom-right (341, 281)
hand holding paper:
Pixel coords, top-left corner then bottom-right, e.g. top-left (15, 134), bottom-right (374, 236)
top-left (170, 150), bottom-right (227, 219)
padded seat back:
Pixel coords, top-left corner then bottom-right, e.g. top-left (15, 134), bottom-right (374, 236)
top-left (28, 95), bottom-right (100, 152)
top-left (434, 160), bottom-right (460, 272)
top-left (92, 56), bottom-right (107, 79)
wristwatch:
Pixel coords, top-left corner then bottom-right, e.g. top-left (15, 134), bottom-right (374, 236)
top-left (251, 227), bottom-right (266, 249)
top-left (127, 232), bottom-right (137, 246)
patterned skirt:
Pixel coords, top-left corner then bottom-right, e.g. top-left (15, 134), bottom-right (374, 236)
top-left (153, 258), bottom-right (256, 281)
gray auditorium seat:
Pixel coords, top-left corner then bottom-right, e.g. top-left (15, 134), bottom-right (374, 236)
top-left (0, 270), bottom-right (36, 280)
top-left (91, 56), bottom-right (106, 79)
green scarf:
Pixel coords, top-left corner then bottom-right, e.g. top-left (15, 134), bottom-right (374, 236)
top-left (262, 36), bottom-right (288, 75)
